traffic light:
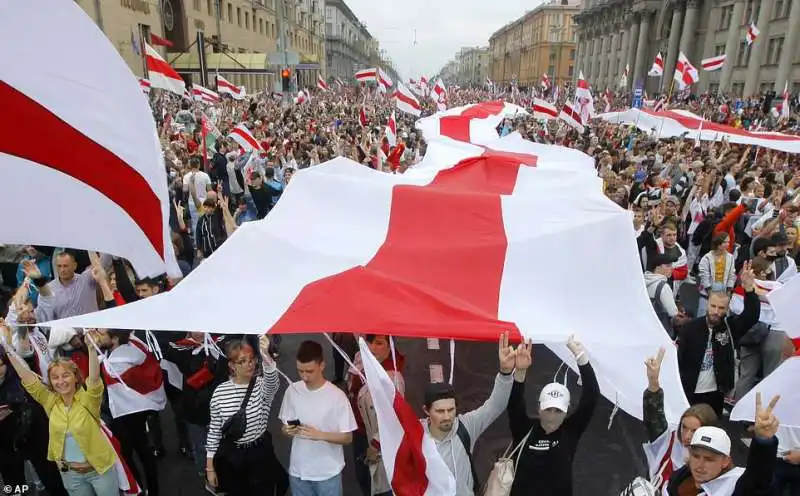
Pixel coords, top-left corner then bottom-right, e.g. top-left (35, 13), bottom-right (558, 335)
top-left (281, 68), bottom-right (291, 92)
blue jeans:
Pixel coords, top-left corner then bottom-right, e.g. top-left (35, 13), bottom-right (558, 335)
top-left (186, 422), bottom-right (208, 476)
top-left (289, 473), bottom-right (342, 496)
top-left (60, 467), bottom-right (118, 496)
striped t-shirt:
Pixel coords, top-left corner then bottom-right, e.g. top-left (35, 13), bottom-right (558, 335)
top-left (206, 363), bottom-right (279, 456)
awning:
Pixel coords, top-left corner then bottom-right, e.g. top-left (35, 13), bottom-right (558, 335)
top-left (168, 51), bottom-right (276, 74)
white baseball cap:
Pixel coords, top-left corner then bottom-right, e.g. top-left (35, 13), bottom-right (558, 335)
top-left (539, 383), bottom-right (570, 413)
top-left (690, 426), bottom-right (731, 456)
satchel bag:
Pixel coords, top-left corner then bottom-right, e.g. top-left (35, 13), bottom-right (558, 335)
top-left (482, 428), bottom-right (533, 496)
top-left (217, 377), bottom-right (257, 455)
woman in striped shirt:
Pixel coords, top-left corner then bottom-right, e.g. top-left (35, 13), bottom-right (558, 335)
top-left (205, 335), bottom-right (288, 496)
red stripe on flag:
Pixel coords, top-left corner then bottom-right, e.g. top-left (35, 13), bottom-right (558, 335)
top-left (231, 127), bottom-right (261, 150)
top-left (391, 390), bottom-right (430, 494)
top-left (270, 152), bottom-right (530, 340)
top-left (394, 91), bottom-right (420, 110)
top-left (645, 109), bottom-right (800, 142)
top-left (0, 81), bottom-right (164, 258)
top-left (439, 101), bottom-right (506, 143)
top-left (146, 54), bottom-right (182, 82)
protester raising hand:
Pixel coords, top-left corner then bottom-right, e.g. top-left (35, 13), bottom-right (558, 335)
top-left (753, 392), bottom-right (780, 439)
top-left (645, 346), bottom-right (666, 393)
top-left (739, 260), bottom-right (756, 292)
top-left (566, 334), bottom-right (588, 366)
top-left (498, 331), bottom-right (516, 374)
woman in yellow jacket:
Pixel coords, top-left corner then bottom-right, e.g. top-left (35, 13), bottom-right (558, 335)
top-left (6, 330), bottom-right (118, 496)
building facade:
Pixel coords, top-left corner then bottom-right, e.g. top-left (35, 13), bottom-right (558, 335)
top-left (453, 46), bottom-right (490, 85)
top-left (488, 0), bottom-right (581, 87)
top-left (574, 0), bottom-right (800, 96)
top-left (324, 0), bottom-right (398, 84)
top-left (74, 0), bottom-right (325, 92)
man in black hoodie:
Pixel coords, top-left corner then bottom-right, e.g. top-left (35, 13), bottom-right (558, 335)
top-left (506, 335), bottom-right (599, 496)
top-left (677, 260), bottom-right (760, 417)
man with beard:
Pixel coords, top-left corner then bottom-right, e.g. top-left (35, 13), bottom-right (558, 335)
top-left (677, 261), bottom-right (760, 417)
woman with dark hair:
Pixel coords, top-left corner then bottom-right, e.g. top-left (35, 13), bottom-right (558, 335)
top-left (206, 336), bottom-right (287, 496)
top-left (0, 345), bottom-right (68, 495)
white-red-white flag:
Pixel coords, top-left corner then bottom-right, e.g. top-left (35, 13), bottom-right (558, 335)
top-left (431, 78), bottom-right (447, 103)
top-left (394, 82), bottom-right (422, 117)
top-left (216, 74), bottom-right (246, 100)
top-left (192, 84), bottom-right (220, 104)
top-left (746, 22), bottom-right (760, 45)
top-left (317, 74), bottom-right (329, 91)
top-left (1, 0), bottom-right (180, 277)
top-left (359, 106), bottom-right (368, 128)
top-left (228, 123), bottom-right (262, 152)
top-left (673, 52), bottom-right (699, 90)
top-left (386, 111), bottom-right (397, 147)
top-left (532, 98), bottom-right (558, 120)
top-left (701, 54), bottom-right (726, 72)
top-left (559, 100), bottom-right (585, 133)
top-left (356, 68), bottom-right (378, 83)
top-left (603, 88), bottom-right (613, 113)
top-left (145, 43), bottom-right (185, 95)
top-left (139, 78), bottom-right (152, 93)
top-left (649, 53), bottom-right (664, 77)
top-left (357, 337), bottom-right (456, 496)
top-left (378, 68), bottom-right (394, 93)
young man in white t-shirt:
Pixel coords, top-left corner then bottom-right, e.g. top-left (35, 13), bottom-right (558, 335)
top-left (279, 340), bottom-right (357, 496)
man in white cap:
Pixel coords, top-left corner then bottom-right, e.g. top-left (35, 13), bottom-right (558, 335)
top-left (506, 335), bottom-right (599, 496)
top-left (665, 393), bottom-right (781, 495)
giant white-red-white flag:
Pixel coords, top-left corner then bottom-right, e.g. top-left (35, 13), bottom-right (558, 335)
top-left (228, 123), bottom-right (262, 152)
top-left (145, 43), bottom-right (185, 95)
top-left (394, 82), bottom-right (422, 117)
top-left (415, 101), bottom-right (527, 145)
top-left (0, 0), bottom-right (180, 278)
top-left (216, 74), bottom-right (246, 100)
top-left (358, 337), bottom-right (456, 496)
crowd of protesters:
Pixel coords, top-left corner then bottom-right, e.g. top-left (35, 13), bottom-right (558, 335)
top-left (1, 82), bottom-right (799, 496)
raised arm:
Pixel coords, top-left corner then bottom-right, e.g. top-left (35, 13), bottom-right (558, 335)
top-left (85, 330), bottom-right (101, 385)
top-left (508, 340), bottom-right (533, 441)
top-left (563, 335), bottom-right (599, 435)
top-left (642, 347), bottom-right (669, 442)
top-left (5, 346), bottom-right (39, 385)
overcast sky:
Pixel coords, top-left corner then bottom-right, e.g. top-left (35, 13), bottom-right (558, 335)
top-left (344, 0), bottom-right (543, 81)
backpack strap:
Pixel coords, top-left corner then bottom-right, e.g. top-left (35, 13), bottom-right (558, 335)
top-left (654, 280), bottom-right (667, 303)
top-left (455, 420), bottom-right (480, 493)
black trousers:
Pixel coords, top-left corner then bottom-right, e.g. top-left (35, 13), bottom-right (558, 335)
top-left (214, 433), bottom-right (288, 496)
top-left (111, 410), bottom-right (160, 496)
top-left (147, 382), bottom-right (189, 451)
top-left (689, 390), bottom-right (725, 418)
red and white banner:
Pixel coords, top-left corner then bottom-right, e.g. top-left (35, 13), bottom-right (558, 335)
top-left (228, 123), bottom-right (262, 152)
top-left (575, 72), bottom-right (595, 122)
top-left (192, 84), bottom-right (220, 104)
top-left (673, 52), bottom-right (699, 90)
top-left (317, 74), bottom-right (329, 91)
top-left (386, 111), bottom-right (397, 147)
top-left (701, 54), bottom-right (726, 72)
top-left (746, 22), bottom-right (760, 45)
top-left (145, 43), bottom-right (185, 95)
top-left (216, 74), bottom-right (246, 100)
top-left (430, 78), bottom-right (447, 103)
top-left (0, 0), bottom-right (180, 278)
top-left (597, 108), bottom-right (800, 153)
top-left (394, 82), bottom-right (422, 117)
top-left (649, 52), bottom-right (664, 76)
top-left (139, 78), bottom-right (152, 93)
top-left (378, 68), bottom-right (394, 92)
top-left (103, 337), bottom-right (167, 418)
top-left (45, 126), bottom-right (690, 427)
top-left (356, 68), bottom-right (378, 82)
top-left (357, 337), bottom-right (456, 495)
top-left (415, 101), bottom-right (527, 145)
top-left (532, 98), bottom-right (558, 120)
top-left (559, 100), bottom-right (585, 133)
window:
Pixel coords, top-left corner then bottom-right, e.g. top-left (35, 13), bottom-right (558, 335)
top-left (568, 65), bottom-right (574, 76)
top-left (570, 48), bottom-right (575, 60)
top-left (767, 37), bottom-right (784, 65)
top-left (774, 0), bottom-right (785, 18)
top-left (719, 6), bottom-right (733, 30)
top-left (759, 81), bottom-right (774, 93)
top-left (227, 3), bottom-right (232, 22)
top-left (245, 12), bottom-right (250, 30)
top-left (237, 7), bottom-right (242, 27)
top-left (259, 18), bottom-right (263, 34)
top-left (548, 65), bottom-right (555, 75)
top-left (709, 83), bottom-right (719, 94)
top-left (193, 0), bottom-right (201, 11)
top-left (732, 82), bottom-right (745, 96)
top-left (714, 44), bottom-right (726, 56)
top-left (736, 41), bottom-right (751, 66)
top-left (207, 0), bottom-right (213, 16)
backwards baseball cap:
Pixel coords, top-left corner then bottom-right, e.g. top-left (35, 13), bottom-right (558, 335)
top-left (539, 383), bottom-right (570, 413)
top-left (690, 426), bottom-right (731, 456)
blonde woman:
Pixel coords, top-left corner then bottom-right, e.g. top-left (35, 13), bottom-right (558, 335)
top-left (5, 330), bottom-right (119, 496)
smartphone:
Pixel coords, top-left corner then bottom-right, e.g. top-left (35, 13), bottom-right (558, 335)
top-left (287, 419), bottom-right (301, 427)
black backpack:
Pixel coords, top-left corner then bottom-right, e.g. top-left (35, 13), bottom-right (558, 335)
top-left (649, 280), bottom-right (674, 339)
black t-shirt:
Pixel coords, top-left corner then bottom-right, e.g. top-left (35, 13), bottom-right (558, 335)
top-left (508, 363), bottom-right (599, 496)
